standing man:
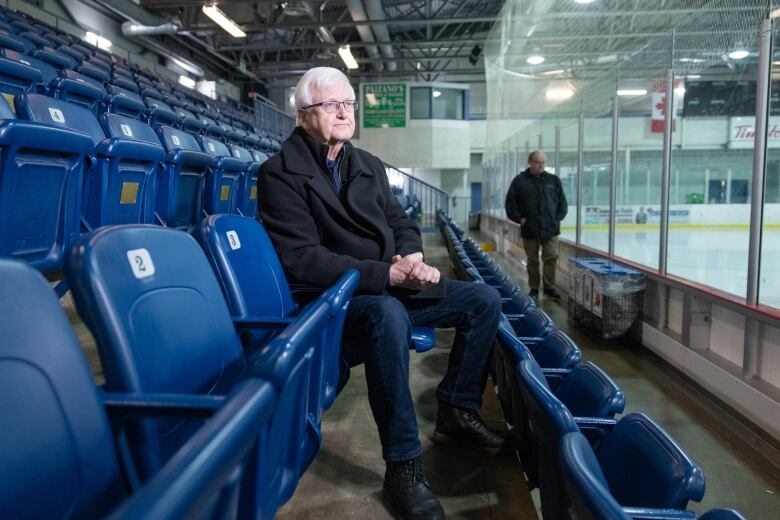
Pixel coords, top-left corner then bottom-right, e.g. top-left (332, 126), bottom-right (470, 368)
top-left (505, 151), bottom-right (568, 300)
top-left (259, 67), bottom-right (503, 520)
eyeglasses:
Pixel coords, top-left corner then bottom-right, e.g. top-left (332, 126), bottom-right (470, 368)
top-left (302, 100), bottom-right (359, 113)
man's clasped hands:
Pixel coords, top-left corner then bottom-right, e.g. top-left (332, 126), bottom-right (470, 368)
top-left (389, 252), bottom-right (441, 290)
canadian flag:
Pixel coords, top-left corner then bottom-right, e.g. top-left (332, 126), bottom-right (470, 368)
top-left (651, 79), bottom-right (683, 133)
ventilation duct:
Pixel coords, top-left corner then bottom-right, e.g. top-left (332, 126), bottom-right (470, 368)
top-left (121, 21), bottom-right (180, 37)
top-left (345, 0), bottom-right (382, 71)
top-left (363, 0), bottom-right (396, 72)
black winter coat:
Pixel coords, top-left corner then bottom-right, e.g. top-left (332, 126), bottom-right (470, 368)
top-left (258, 127), bottom-right (422, 294)
top-left (505, 169), bottom-right (568, 240)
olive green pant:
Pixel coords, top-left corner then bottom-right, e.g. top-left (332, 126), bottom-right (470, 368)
top-left (522, 235), bottom-right (560, 291)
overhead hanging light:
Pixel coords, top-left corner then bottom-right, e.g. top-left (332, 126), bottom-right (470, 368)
top-left (202, 4), bottom-right (246, 38)
top-left (616, 89), bottom-right (648, 96)
top-left (179, 75), bottom-right (196, 89)
top-left (338, 46), bottom-right (359, 69)
top-left (84, 31), bottom-right (112, 50)
top-left (527, 55), bottom-right (545, 65)
top-left (574, 0), bottom-right (596, 4)
top-left (727, 49), bottom-right (749, 60)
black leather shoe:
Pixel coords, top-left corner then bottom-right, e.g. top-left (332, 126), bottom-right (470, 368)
top-left (544, 288), bottom-right (562, 301)
top-left (433, 401), bottom-right (505, 454)
top-left (528, 288), bottom-right (539, 298)
top-left (383, 456), bottom-right (445, 520)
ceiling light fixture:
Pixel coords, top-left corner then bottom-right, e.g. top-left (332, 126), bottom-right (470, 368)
top-left (84, 31), bottom-right (112, 50)
top-left (728, 49), bottom-right (749, 60)
top-left (338, 46), bottom-right (359, 69)
top-left (179, 75), bottom-right (196, 89)
top-left (527, 55), bottom-right (545, 65)
top-left (574, 0), bottom-right (596, 4)
top-left (433, 90), bottom-right (442, 98)
top-left (202, 4), bottom-right (246, 38)
top-left (546, 87), bottom-right (574, 101)
top-left (541, 69), bottom-right (566, 76)
top-left (616, 89), bottom-right (648, 96)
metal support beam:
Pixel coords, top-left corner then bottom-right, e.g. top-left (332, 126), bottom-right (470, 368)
top-left (576, 113), bottom-right (584, 244)
top-left (609, 95), bottom-right (619, 256)
top-left (747, 18), bottom-right (772, 305)
top-left (659, 68), bottom-right (674, 275)
top-left (554, 125), bottom-right (561, 177)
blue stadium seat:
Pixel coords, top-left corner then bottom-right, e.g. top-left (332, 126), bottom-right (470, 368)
top-left (0, 53), bottom-right (41, 95)
top-left (200, 214), bottom-right (360, 470)
top-left (529, 329), bottom-right (582, 369)
top-left (112, 74), bottom-right (138, 93)
top-left (65, 225), bottom-right (323, 517)
top-left (0, 258), bottom-right (277, 519)
top-left (154, 125), bottom-right (213, 231)
top-left (30, 45), bottom-right (77, 69)
top-left (561, 428), bottom-right (713, 520)
top-left (0, 49), bottom-right (57, 91)
top-left (520, 359), bottom-right (703, 520)
top-left (144, 96), bottom-right (178, 127)
top-left (505, 306), bottom-right (555, 340)
top-left (200, 135), bottom-right (245, 215)
top-left (82, 113), bottom-right (164, 227)
top-left (52, 69), bottom-right (107, 114)
top-left (0, 94), bottom-right (94, 272)
top-left (0, 29), bottom-right (31, 53)
top-left (227, 143), bottom-right (260, 216)
top-left (105, 84), bottom-right (146, 117)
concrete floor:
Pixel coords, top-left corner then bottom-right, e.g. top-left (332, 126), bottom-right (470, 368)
top-left (277, 232), bottom-right (538, 520)
top-left (63, 229), bottom-right (780, 519)
top-left (485, 233), bottom-right (780, 519)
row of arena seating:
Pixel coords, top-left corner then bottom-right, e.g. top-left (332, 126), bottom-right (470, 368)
top-left (2, 213), bottom-right (442, 518)
top-left (0, 5), bottom-right (279, 276)
top-left (437, 211), bottom-right (749, 520)
top-left (1, 215), bottom-right (358, 518)
top-left (391, 186), bottom-right (423, 221)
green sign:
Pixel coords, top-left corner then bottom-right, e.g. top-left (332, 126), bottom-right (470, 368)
top-left (363, 83), bottom-right (406, 128)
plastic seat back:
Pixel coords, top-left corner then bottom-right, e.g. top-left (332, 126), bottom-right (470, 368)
top-left (518, 358), bottom-right (579, 520)
top-left (53, 69), bottom-right (106, 114)
top-left (0, 259), bottom-right (125, 518)
top-left (228, 143), bottom-right (260, 216)
top-left (65, 225), bottom-right (247, 478)
top-left (1, 94), bottom-right (96, 272)
top-left (155, 126), bottom-right (212, 231)
top-left (511, 306), bottom-right (555, 338)
top-left (596, 413), bottom-right (705, 509)
top-left (533, 329), bottom-right (582, 369)
top-left (81, 114), bottom-right (164, 228)
top-left (561, 432), bottom-right (630, 520)
top-left (200, 135), bottom-right (242, 214)
top-left (555, 362), bottom-right (625, 418)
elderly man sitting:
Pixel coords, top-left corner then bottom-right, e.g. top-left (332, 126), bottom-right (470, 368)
top-left (258, 67), bottom-right (503, 520)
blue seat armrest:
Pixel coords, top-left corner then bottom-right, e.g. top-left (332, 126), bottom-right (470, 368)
top-left (622, 507), bottom-right (698, 520)
top-left (106, 379), bottom-right (276, 520)
top-left (573, 416), bottom-right (618, 447)
top-left (233, 316), bottom-right (297, 331)
top-left (166, 148), bottom-right (216, 167)
top-left (542, 368), bottom-right (571, 390)
top-left (289, 283), bottom-right (325, 294)
top-left (517, 336), bottom-right (544, 346)
top-left (503, 313), bottom-right (528, 320)
top-left (215, 156), bottom-right (248, 172)
top-left (102, 391), bottom-right (226, 419)
top-left (96, 138), bottom-right (165, 162)
top-left (0, 120), bottom-right (96, 155)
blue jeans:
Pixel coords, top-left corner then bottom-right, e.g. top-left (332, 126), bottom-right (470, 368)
top-left (341, 279), bottom-right (501, 462)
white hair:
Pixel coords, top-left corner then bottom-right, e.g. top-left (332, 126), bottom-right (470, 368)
top-left (294, 67), bottom-right (355, 124)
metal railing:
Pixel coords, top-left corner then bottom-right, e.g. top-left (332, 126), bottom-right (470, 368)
top-left (384, 164), bottom-right (449, 230)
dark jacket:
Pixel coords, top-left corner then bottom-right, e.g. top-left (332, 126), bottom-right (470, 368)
top-left (258, 127), bottom-right (422, 294)
top-left (505, 169), bottom-right (568, 240)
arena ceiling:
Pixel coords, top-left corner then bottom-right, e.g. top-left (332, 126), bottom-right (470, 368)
top-left (81, 0), bottom-right (772, 88)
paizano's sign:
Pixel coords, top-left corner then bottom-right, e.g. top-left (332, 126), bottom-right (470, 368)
top-left (363, 83), bottom-right (406, 128)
